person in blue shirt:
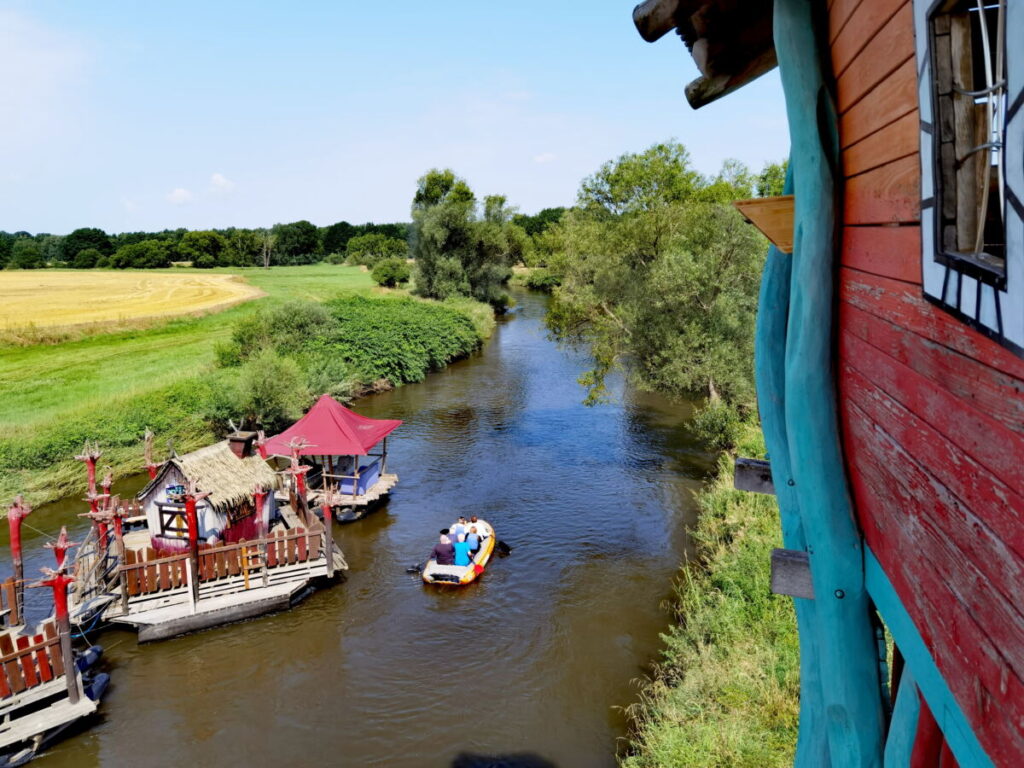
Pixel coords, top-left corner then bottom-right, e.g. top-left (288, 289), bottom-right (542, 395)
top-left (452, 534), bottom-right (473, 567)
top-left (465, 527), bottom-right (481, 553)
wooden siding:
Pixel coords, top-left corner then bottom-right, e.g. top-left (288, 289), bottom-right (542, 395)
top-left (829, 0), bottom-right (1024, 763)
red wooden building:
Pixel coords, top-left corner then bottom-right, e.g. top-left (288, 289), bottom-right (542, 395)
top-left (637, 0), bottom-right (1022, 765)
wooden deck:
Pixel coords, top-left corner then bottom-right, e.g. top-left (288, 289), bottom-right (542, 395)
top-left (308, 473), bottom-right (398, 509)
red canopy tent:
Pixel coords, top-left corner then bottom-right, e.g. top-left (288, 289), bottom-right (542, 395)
top-left (264, 395), bottom-right (402, 458)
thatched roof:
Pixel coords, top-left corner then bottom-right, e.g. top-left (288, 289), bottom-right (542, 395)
top-left (140, 441), bottom-right (279, 512)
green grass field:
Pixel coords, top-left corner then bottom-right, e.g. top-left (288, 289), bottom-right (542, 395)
top-left (0, 265), bottom-right (376, 434)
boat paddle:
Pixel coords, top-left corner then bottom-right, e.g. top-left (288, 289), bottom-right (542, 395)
top-left (496, 540), bottom-right (512, 556)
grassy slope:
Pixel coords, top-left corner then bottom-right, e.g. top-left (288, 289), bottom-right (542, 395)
top-left (0, 265), bottom-right (492, 505)
top-left (621, 422), bottom-right (800, 767)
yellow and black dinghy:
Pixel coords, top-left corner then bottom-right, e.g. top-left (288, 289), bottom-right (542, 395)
top-left (422, 521), bottom-right (496, 586)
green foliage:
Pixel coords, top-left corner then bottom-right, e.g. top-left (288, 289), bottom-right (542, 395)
top-left (523, 268), bottom-right (561, 292)
top-left (622, 423), bottom-right (799, 768)
top-left (371, 257), bottom-right (411, 287)
top-left (272, 220), bottom-right (321, 264)
top-left (72, 248), bottom-right (103, 269)
top-left (176, 230), bottom-right (228, 268)
top-left (346, 232), bottom-right (407, 267)
top-left (322, 221), bottom-right (358, 255)
top-left (690, 400), bottom-right (743, 452)
top-left (548, 140), bottom-right (765, 421)
top-left (9, 238), bottom-right (45, 269)
top-left (229, 349), bottom-right (309, 431)
top-left (410, 168), bottom-right (515, 309)
top-left (512, 206), bottom-right (566, 236)
top-left (223, 228), bottom-right (263, 267)
top-left (756, 160), bottom-right (789, 198)
top-left (61, 228), bottom-right (113, 262)
top-left (110, 239), bottom-right (173, 269)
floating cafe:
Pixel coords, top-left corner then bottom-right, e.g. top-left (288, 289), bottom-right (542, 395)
top-left (0, 394), bottom-right (453, 764)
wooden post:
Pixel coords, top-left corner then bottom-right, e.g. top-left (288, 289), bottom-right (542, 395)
top-left (322, 502), bottom-right (334, 579)
top-left (38, 571), bottom-right (79, 705)
top-left (382, 437), bottom-right (388, 475)
top-left (7, 497), bottom-right (31, 625)
top-left (184, 493), bottom-right (201, 606)
top-left (352, 455), bottom-right (359, 500)
top-left (113, 513), bottom-right (129, 614)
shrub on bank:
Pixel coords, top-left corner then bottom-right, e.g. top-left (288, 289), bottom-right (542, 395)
top-left (621, 422), bottom-right (799, 768)
top-left (371, 258), bottom-right (411, 287)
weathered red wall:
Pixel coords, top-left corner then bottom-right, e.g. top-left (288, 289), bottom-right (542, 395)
top-left (828, 0), bottom-right (1024, 762)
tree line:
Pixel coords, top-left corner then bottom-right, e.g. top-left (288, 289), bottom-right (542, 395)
top-left (0, 220), bottom-right (410, 270)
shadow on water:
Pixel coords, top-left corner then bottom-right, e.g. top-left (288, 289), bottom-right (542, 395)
top-left (20, 289), bottom-right (713, 768)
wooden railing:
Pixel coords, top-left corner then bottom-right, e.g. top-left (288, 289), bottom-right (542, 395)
top-left (120, 527), bottom-right (323, 598)
top-left (0, 621), bottom-right (64, 698)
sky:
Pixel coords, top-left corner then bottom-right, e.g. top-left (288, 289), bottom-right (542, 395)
top-left (0, 1), bottom-right (789, 235)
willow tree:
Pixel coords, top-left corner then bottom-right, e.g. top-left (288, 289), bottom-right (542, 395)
top-left (547, 141), bottom-right (772, 445)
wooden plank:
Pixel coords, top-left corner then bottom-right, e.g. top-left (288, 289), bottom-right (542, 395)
top-left (844, 155), bottom-right (920, 224)
top-left (839, 267), bottom-right (1024, 381)
top-left (227, 548), bottom-right (240, 577)
top-left (846, 414), bottom-right (1024, 764)
top-left (144, 548), bottom-right (158, 594)
top-left (733, 457), bottom-right (775, 494)
top-left (733, 196), bottom-right (794, 253)
top-left (836, 5), bottom-right (915, 112)
top-left (33, 633), bottom-right (52, 684)
top-left (841, 225), bottom-right (922, 284)
top-left (215, 550), bottom-right (227, 580)
top-left (159, 562), bottom-right (171, 592)
top-left (296, 531), bottom-right (308, 562)
top-left (841, 358), bottom-right (1024, 553)
top-left (842, 110), bottom-right (919, 179)
top-left (0, 635), bottom-right (24, 694)
top-left (266, 536), bottom-right (278, 568)
top-left (125, 549), bottom-right (139, 596)
top-left (44, 623), bottom-right (63, 677)
top-left (828, 0), bottom-right (865, 44)
top-left (770, 549), bottom-right (815, 599)
top-left (831, 0), bottom-right (907, 77)
top-left (15, 636), bottom-right (37, 689)
top-left (287, 535), bottom-right (297, 565)
top-left (840, 57), bottom-right (917, 148)
top-left (839, 301), bottom-right (1024, 442)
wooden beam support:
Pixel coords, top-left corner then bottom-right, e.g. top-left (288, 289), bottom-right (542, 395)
top-left (632, 0), bottom-right (682, 43)
top-left (734, 457), bottom-right (776, 494)
top-left (771, 548), bottom-right (815, 599)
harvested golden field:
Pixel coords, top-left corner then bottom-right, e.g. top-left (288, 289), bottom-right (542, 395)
top-left (0, 270), bottom-right (264, 329)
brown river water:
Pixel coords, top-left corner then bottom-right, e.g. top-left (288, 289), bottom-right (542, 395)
top-left (12, 290), bottom-right (714, 767)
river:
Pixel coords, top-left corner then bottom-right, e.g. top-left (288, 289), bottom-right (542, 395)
top-left (16, 289), bottom-right (714, 767)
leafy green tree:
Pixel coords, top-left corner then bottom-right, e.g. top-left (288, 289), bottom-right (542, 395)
top-left (9, 238), bottom-right (44, 269)
top-left (224, 228), bottom-right (263, 266)
top-left (272, 220), bottom-right (320, 264)
top-left (322, 221), bottom-right (358, 255)
top-left (232, 349), bottom-right (309, 431)
top-left (371, 257), bottom-right (411, 287)
top-left (38, 235), bottom-right (64, 265)
top-left (61, 228), bottom-right (113, 262)
top-left (0, 233), bottom-right (13, 268)
top-left (756, 160), bottom-right (789, 198)
top-left (346, 233), bottom-right (407, 267)
top-left (176, 230), bottom-right (228, 268)
top-left (547, 141), bottom-right (766, 444)
top-left (110, 239), bottom-right (173, 269)
top-left (73, 247), bottom-right (103, 269)
top-left (512, 206), bottom-right (566, 236)
top-left (410, 169), bottom-right (516, 308)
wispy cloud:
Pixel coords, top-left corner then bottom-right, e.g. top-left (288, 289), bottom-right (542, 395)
top-left (533, 152), bottom-right (556, 164)
top-left (165, 187), bottom-right (192, 205)
top-left (209, 172), bottom-right (235, 194)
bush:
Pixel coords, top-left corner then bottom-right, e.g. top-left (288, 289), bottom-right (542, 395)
top-left (524, 268), bottom-right (561, 292)
top-left (72, 248), bottom-right (103, 269)
top-left (231, 349), bottom-right (309, 431)
top-left (371, 258), bottom-right (411, 287)
top-left (110, 239), bottom-right (172, 269)
top-left (690, 399), bottom-right (743, 452)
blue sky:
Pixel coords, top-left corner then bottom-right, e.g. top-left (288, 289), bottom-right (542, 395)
top-left (0, 1), bottom-right (789, 235)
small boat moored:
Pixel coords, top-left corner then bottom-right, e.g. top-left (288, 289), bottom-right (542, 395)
top-left (422, 520), bottom-right (496, 586)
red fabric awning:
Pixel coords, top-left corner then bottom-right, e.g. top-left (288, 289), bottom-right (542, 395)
top-left (265, 395), bottom-right (402, 457)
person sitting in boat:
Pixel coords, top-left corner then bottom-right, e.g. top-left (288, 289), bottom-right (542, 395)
top-left (451, 517), bottom-right (468, 540)
top-left (469, 515), bottom-right (491, 539)
top-left (430, 534), bottom-right (455, 566)
top-left (452, 534), bottom-right (473, 567)
top-left (466, 526), bottom-right (481, 553)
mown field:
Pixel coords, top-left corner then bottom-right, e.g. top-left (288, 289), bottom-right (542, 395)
top-left (0, 265), bottom-right (492, 505)
top-left (0, 271), bottom-right (265, 329)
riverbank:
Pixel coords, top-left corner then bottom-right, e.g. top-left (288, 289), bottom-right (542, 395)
top-left (622, 421), bottom-right (800, 767)
top-left (0, 265), bottom-right (495, 506)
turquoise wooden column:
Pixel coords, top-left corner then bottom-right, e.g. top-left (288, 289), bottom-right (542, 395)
top-left (773, 0), bottom-right (886, 764)
top-left (754, 163), bottom-right (831, 768)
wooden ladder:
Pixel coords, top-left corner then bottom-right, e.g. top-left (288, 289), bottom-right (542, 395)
top-left (239, 545), bottom-right (267, 589)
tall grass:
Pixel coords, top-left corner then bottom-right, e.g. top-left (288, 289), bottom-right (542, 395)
top-left (621, 422), bottom-right (800, 767)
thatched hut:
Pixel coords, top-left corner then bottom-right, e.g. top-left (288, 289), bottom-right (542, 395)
top-left (138, 434), bottom-right (279, 548)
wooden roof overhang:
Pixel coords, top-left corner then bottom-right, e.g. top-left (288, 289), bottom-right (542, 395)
top-left (633, 0), bottom-right (777, 109)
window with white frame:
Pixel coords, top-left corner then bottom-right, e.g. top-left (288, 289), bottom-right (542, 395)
top-left (916, 0), bottom-right (1023, 355)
